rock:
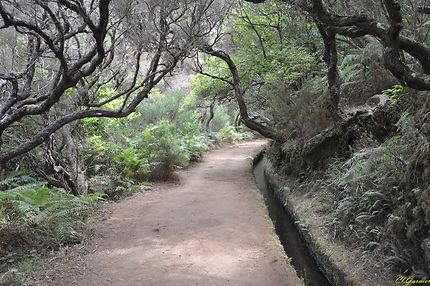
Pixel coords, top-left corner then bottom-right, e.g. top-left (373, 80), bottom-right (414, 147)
top-left (421, 238), bottom-right (430, 271)
top-left (365, 94), bottom-right (391, 109)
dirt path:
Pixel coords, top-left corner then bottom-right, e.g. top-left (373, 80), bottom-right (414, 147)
top-left (39, 141), bottom-right (301, 286)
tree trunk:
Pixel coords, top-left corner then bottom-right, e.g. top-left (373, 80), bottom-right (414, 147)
top-left (205, 98), bottom-right (216, 131)
top-left (43, 124), bottom-right (88, 196)
top-left (62, 124), bottom-right (88, 195)
top-left (317, 23), bottom-right (342, 123)
top-left (234, 112), bottom-right (241, 132)
top-left (46, 137), bottom-right (79, 196)
top-left (202, 47), bottom-right (280, 141)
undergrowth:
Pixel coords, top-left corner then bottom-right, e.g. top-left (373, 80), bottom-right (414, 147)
top-left (0, 89), bottom-right (253, 284)
top-left (218, 125), bottom-right (253, 143)
top-left (83, 90), bottom-right (243, 186)
top-left (0, 178), bottom-right (104, 285)
top-left (271, 110), bottom-right (430, 277)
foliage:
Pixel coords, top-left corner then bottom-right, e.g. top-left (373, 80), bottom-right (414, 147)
top-left (6, 0), bottom-right (430, 282)
top-left (82, 89), bottom-right (216, 182)
top-left (192, 1), bottom-right (324, 139)
top-left (0, 182), bottom-right (103, 242)
top-left (139, 90), bottom-right (185, 124)
top-left (210, 105), bottom-right (232, 132)
top-left (139, 120), bottom-right (193, 167)
top-left (219, 126), bottom-right (253, 143)
top-left (289, 110), bottom-right (430, 275)
top-left (191, 71), bottom-right (231, 102)
top-left (113, 148), bottom-right (150, 179)
top-left (383, 84), bottom-right (406, 104)
top-left (0, 181), bottom-right (104, 284)
top-left (339, 40), bottom-right (384, 84)
top-left (0, 174), bottom-right (38, 191)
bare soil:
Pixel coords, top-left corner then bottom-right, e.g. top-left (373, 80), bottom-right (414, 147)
top-left (37, 141), bottom-right (301, 286)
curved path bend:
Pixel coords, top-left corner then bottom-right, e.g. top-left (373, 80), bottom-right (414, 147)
top-left (39, 141), bottom-right (301, 286)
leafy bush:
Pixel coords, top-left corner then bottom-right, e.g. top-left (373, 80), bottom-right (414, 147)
top-left (179, 121), bottom-right (211, 160)
top-left (219, 125), bottom-right (253, 143)
top-left (113, 148), bottom-right (150, 179)
top-left (133, 119), bottom-right (211, 180)
top-left (81, 89), bottom-right (215, 183)
top-left (138, 90), bottom-right (186, 124)
top-left (268, 87), bottom-right (330, 141)
top-left (0, 182), bottom-right (104, 283)
top-left (81, 87), bottom-right (256, 184)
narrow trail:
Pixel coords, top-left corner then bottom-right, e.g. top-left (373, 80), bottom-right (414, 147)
top-left (39, 141), bottom-right (301, 286)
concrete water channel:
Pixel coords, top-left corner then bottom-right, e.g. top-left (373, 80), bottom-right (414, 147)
top-left (253, 159), bottom-right (333, 286)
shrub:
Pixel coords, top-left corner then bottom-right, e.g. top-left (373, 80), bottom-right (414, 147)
top-left (113, 148), bottom-right (150, 179)
top-left (210, 105), bottom-right (232, 132)
top-left (138, 90), bottom-right (186, 124)
top-left (179, 120), bottom-right (211, 159)
top-left (219, 125), bottom-right (253, 143)
top-left (134, 119), bottom-right (211, 180)
top-left (268, 86), bottom-right (330, 142)
top-left (0, 182), bottom-right (104, 282)
top-left (82, 90), bottom-right (213, 182)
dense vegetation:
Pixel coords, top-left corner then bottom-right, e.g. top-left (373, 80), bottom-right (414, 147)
top-left (0, 83), bottom-right (250, 283)
top-left (192, 0), bottom-right (430, 281)
top-left (1, 0), bottom-right (430, 284)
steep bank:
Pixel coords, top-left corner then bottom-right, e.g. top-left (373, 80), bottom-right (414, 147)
top-left (255, 153), bottom-right (396, 286)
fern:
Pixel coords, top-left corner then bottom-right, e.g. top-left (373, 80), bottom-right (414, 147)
top-left (0, 174), bottom-right (37, 191)
top-left (0, 182), bottom-right (103, 226)
top-left (0, 182), bottom-right (105, 279)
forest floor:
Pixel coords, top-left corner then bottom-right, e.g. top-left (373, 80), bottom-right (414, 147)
top-left (36, 140), bottom-right (301, 286)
